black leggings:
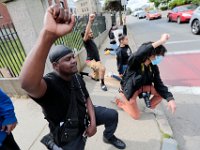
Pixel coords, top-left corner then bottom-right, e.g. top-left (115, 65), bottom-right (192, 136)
top-left (0, 133), bottom-right (20, 150)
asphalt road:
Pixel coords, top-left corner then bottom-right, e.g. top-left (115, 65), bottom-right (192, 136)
top-left (127, 15), bottom-right (200, 53)
top-left (126, 14), bottom-right (200, 150)
top-left (127, 14), bottom-right (200, 87)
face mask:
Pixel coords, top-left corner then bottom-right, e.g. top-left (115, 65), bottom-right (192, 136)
top-left (151, 56), bottom-right (163, 65)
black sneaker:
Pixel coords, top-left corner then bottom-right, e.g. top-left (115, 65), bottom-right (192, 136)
top-left (103, 135), bottom-right (126, 149)
top-left (41, 133), bottom-right (64, 150)
top-left (91, 77), bottom-right (99, 81)
top-left (101, 84), bottom-right (107, 91)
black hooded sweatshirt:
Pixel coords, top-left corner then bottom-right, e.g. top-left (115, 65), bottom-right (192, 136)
top-left (121, 43), bottom-right (174, 101)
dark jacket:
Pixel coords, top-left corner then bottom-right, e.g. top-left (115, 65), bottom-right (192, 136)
top-left (108, 29), bottom-right (115, 40)
top-left (121, 44), bottom-right (174, 101)
top-left (116, 45), bottom-right (132, 74)
top-left (0, 89), bottom-right (17, 145)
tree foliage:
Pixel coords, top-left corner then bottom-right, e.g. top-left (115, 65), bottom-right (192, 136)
top-left (104, 0), bottom-right (123, 11)
top-left (150, 0), bottom-right (199, 9)
top-left (168, 0), bottom-right (198, 9)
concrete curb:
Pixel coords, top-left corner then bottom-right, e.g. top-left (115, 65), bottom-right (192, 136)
top-left (156, 102), bottom-right (173, 137)
top-left (155, 103), bottom-right (178, 150)
top-left (162, 138), bottom-right (178, 150)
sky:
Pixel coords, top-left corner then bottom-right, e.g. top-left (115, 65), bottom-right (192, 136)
top-left (127, 0), bottom-right (149, 9)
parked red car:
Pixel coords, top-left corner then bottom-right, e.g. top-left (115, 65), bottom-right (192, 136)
top-left (146, 10), bottom-right (162, 20)
top-left (167, 4), bottom-right (197, 24)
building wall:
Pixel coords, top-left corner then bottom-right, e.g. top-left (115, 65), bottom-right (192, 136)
top-left (75, 0), bottom-right (101, 16)
top-left (6, 0), bottom-right (52, 74)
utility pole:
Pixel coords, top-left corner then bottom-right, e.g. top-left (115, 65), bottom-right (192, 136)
top-left (121, 0), bottom-right (128, 15)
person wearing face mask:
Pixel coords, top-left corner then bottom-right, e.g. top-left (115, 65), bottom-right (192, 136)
top-left (115, 33), bottom-right (176, 120)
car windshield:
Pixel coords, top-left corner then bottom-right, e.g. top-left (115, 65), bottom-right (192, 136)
top-left (179, 5), bottom-right (197, 12)
top-left (149, 10), bottom-right (157, 14)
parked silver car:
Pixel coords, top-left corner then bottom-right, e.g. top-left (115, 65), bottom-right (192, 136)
top-left (137, 10), bottom-right (146, 19)
top-left (132, 8), bottom-right (143, 17)
top-left (190, 6), bottom-right (200, 34)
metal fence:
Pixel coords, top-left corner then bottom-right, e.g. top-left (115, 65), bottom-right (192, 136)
top-left (0, 15), bottom-right (106, 78)
top-left (55, 15), bottom-right (107, 53)
top-left (0, 23), bottom-right (26, 78)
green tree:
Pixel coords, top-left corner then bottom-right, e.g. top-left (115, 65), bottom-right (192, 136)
top-left (104, 0), bottom-right (124, 25)
top-left (149, 0), bottom-right (171, 8)
top-left (168, 0), bottom-right (196, 9)
top-left (150, 0), bottom-right (160, 8)
top-left (191, 0), bottom-right (200, 5)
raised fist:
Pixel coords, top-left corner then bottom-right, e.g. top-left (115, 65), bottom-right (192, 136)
top-left (160, 33), bottom-right (170, 43)
top-left (89, 14), bottom-right (95, 22)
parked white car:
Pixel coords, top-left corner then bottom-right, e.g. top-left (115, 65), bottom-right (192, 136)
top-left (132, 8), bottom-right (143, 17)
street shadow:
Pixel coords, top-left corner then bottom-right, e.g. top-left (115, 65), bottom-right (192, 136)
top-left (86, 138), bottom-right (161, 150)
top-left (107, 139), bottom-right (161, 150)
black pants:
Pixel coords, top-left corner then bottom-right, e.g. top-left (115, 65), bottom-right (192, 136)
top-left (61, 106), bottom-right (118, 150)
top-left (0, 133), bottom-right (20, 150)
top-left (95, 106), bottom-right (118, 139)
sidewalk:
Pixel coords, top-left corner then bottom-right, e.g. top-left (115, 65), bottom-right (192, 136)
top-left (12, 27), bottom-right (175, 150)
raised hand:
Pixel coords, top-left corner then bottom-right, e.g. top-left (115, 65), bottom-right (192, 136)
top-left (160, 33), bottom-right (170, 43)
top-left (89, 14), bottom-right (95, 23)
top-left (43, 4), bottom-right (75, 37)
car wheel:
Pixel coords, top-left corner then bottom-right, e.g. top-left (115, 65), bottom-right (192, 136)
top-left (191, 19), bottom-right (200, 35)
top-left (177, 17), bottom-right (181, 24)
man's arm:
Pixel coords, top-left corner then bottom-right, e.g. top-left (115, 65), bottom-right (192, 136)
top-left (85, 97), bottom-right (97, 137)
top-left (152, 33), bottom-right (170, 49)
top-left (82, 14), bottom-right (95, 41)
top-left (20, 5), bottom-right (75, 98)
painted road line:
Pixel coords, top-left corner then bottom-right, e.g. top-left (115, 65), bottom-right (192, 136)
top-left (166, 39), bottom-right (200, 45)
top-left (169, 86), bottom-right (200, 95)
top-left (166, 50), bottom-right (200, 55)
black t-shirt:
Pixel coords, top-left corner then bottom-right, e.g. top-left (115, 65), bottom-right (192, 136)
top-left (117, 45), bottom-right (132, 65)
top-left (83, 39), bottom-right (100, 61)
top-left (31, 72), bottom-right (89, 132)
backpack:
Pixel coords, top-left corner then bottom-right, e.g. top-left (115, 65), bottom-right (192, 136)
top-left (120, 68), bottom-right (142, 100)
